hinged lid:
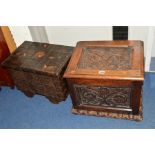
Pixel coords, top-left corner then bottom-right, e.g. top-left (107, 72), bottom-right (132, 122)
top-left (64, 41), bottom-right (144, 81)
top-left (2, 41), bottom-right (74, 77)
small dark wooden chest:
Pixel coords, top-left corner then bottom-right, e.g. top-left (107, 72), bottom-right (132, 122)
top-left (64, 41), bottom-right (144, 121)
top-left (2, 41), bottom-right (74, 103)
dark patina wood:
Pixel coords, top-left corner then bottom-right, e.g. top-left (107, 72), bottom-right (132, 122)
top-left (2, 41), bottom-right (74, 103)
top-left (64, 41), bottom-right (144, 121)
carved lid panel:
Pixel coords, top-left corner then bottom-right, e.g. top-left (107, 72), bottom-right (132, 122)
top-left (64, 41), bottom-right (144, 81)
top-left (77, 46), bottom-right (132, 70)
top-left (2, 41), bottom-right (74, 77)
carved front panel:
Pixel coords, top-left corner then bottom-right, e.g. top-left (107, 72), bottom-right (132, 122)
top-left (74, 84), bottom-right (132, 109)
top-left (9, 69), bottom-right (68, 103)
top-left (77, 47), bottom-right (132, 70)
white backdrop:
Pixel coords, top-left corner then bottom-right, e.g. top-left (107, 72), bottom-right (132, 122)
top-left (9, 26), bottom-right (155, 71)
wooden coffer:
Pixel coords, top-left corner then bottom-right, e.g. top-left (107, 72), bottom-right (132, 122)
top-left (64, 41), bottom-right (144, 121)
top-left (2, 41), bottom-right (74, 103)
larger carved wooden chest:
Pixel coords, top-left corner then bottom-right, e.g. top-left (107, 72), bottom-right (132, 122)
top-left (64, 41), bottom-right (144, 121)
top-left (2, 41), bottom-right (74, 103)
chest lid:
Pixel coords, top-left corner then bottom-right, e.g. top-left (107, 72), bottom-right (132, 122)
top-left (64, 41), bottom-right (144, 81)
top-left (2, 41), bottom-right (74, 77)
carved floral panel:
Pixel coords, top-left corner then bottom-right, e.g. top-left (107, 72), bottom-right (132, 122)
top-left (74, 84), bottom-right (132, 109)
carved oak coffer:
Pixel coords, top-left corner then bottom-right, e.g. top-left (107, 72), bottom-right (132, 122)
top-left (64, 41), bottom-right (144, 121)
top-left (2, 41), bottom-right (74, 103)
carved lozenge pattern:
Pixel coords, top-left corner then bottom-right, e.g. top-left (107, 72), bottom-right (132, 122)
top-left (77, 47), bottom-right (132, 70)
top-left (74, 84), bottom-right (132, 109)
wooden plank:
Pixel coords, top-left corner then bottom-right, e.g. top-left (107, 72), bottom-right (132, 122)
top-left (1, 26), bottom-right (16, 53)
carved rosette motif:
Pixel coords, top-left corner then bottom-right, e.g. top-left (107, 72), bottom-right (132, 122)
top-left (74, 84), bottom-right (132, 109)
top-left (77, 47), bottom-right (132, 70)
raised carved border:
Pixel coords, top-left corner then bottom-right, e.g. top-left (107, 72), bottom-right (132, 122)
top-left (72, 97), bottom-right (143, 121)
